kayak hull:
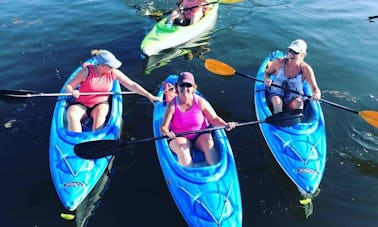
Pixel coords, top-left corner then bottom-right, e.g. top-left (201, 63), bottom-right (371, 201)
top-left (141, 3), bottom-right (218, 56)
top-left (49, 58), bottom-right (123, 211)
top-left (152, 75), bottom-right (242, 226)
top-left (254, 51), bottom-right (327, 196)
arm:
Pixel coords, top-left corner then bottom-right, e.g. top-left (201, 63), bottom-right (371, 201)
top-left (65, 66), bottom-right (89, 98)
top-left (199, 97), bottom-right (237, 131)
top-left (302, 63), bottom-right (321, 101)
top-left (113, 69), bottom-right (161, 103)
top-left (264, 59), bottom-right (279, 87)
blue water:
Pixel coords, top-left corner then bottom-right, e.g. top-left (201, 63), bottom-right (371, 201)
top-left (1, 0), bottom-right (377, 226)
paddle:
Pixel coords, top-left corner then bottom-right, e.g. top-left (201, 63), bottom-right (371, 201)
top-left (0, 89), bottom-right (137, 103)
top-left (149, 0), bottom-right (242, 19)
top-left (204, 58), bottom-right (378, 128)
top-left (74, 110), bottom-right (304, 159)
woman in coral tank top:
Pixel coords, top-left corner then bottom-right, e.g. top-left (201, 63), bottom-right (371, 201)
top-left (65, 49), bottom-right (160, 132)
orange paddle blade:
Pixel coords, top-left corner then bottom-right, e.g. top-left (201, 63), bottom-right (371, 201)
top-left (204, 59), bottom-right (236, 76)
top-left (359, 111), bottom-right (378, 128)
top-left (219, 0), bottom-right (243, 3)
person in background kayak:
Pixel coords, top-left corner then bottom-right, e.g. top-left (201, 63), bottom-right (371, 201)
top-left (65, 49), bottom-right (160, 132)
top-left (264, 39), bottom-right (321, 114)
top-left (166, 0), bottom-right (211, 27)
top-left (160, 72), bottom-right (237, 167)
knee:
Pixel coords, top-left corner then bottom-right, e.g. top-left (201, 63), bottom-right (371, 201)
top-left (196, 134), bottom-right (214, 151)
top-left (67, 108), bottom-right (79, 121)
top-left (271, 96), bottom-right (283, 105)
top-left (92, 108), bottom-right (108, 120)
top-left (288, 98), bottom-right (303, 109)
top-left (176, 145), bottom-right (192, 166)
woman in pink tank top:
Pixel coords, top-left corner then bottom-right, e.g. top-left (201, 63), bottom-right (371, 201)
top-left (65, 49), bottom-right (161, 132)
top-left (160, 72), bottom-right (237, 167)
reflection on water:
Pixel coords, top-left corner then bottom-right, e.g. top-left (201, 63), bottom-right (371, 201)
top-left (126, 0), bottom-right (170, 20)
top-left (322, 90), bottom-right (358, 103)
top-left (351, 158), bottom-right (378, 178)
top-left (142, 41), bottom-right (212, 75)
top-left (257, 135), bottom-right (318, 219)
top-left (72, 157), bottom-right (115, 227)
top-left (350, 125), bottom-right (378, 151)
top-left (141, 23), bottom-right (214, 74)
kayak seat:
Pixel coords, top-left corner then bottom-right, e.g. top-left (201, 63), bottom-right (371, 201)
top-left (81, 118), bottom-right (93, 132)
top-left (157, 19), bottom-right (177, 33)
top-left (191, 149), bottom-right (206, 163)
top-left (169, 149), bottom-right (206, 166)
top-left (301, 99), bottom-right (314, 123)
top-left (264, 88), bottom-right (315, 123)
top-left (191, 130), bottom-right (219, 165)
top-left (85, 97), bottom-right (113, 132)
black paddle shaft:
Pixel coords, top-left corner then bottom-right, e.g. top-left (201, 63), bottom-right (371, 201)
top-left (74, 111), bottom-right (303, 159)
top-left (235, 72), bottom-right (360, 114)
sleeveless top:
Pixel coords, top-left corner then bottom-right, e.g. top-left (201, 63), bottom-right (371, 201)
top-left (183, 0), bottom-right (203, 20)
top-left (269, 58), bottom-right (304, 104)
top-left (74, 65), bottom-right (115, 108)
top-left (169, 94), bottom-right (209, 140)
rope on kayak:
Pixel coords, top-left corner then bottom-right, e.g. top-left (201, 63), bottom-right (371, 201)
top-left (218, 180), bottom-right (233, 226)
top-left (56, 145), bottom-right (77, 177)
top-left (179, 186), bottom-right (219, 225)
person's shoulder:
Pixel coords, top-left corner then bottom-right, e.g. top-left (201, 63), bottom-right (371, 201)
top-left (112, 68), bottom-right (127, 78)
top-left (301, 61), bottom-right (313, 70)
top-left (276, 57), bottom-right (286, 63)
top-left (301, 61), bottom-right (315, 76)
top-left (268, 57), bottom-right (284, 69)
top-left (195, 94), bottom-right (206, 102)
top-left (197, 95), bottom-right (211, 108)
top-left (76, 65), bottom-right (90, 78)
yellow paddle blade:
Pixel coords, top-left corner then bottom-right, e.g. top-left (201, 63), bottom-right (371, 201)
top-left (359, 111), bottom-right (378, 128)
top-left (219, 0), bottom-right (243, 3)
top-left (204, 59), bottom-right (236, 76)
top-left (299, 198), bottom-right (312, 205)
top-left (60, 213), bottom-right (75, 220)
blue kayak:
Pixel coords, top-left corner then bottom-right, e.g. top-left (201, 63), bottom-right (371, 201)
top-left (254, 51), bottom-right (327, 197)
top-left (152, 75), bottom-right (242, 226)
top-left (49, 58), bottom-right (123, 211)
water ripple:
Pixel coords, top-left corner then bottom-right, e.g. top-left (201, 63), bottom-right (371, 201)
top-left (350, 125), bottom-right (378, 152)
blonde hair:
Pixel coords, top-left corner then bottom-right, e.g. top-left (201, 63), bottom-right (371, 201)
top-left (91, 49), bottom-right (103, 56)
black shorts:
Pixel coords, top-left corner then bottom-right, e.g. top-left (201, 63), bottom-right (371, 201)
top-left (68, 100), bottom-right (108, 116)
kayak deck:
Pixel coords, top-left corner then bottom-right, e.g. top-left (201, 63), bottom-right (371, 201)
top-left (49, 59), bottom-right (123, 211)
top-left (152, 75), bottom-right (242, 226)
top-left (141, 3), bottom-right (218, 56)
top-left (254, 51), bottom-right (327, 196)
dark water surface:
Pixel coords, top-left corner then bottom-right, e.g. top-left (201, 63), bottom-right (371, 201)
top-left (1, 0), bottom-right (377, 226)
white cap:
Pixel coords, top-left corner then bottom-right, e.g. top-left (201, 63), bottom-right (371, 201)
top-left (95, 50), bottom-right (122, 68)
top-left (288, 39), bottom-right (307, 53)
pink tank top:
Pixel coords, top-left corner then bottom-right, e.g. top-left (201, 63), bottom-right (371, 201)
top-left (74, 65), bottom-right (115, 108)
top-left (169, 94), bottom-right (209, 140)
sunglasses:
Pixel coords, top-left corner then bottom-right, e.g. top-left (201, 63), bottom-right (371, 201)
top-left (179, 83), bottom-right (193, 88)
top-left (288, 49), bottom-right (300, 55)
